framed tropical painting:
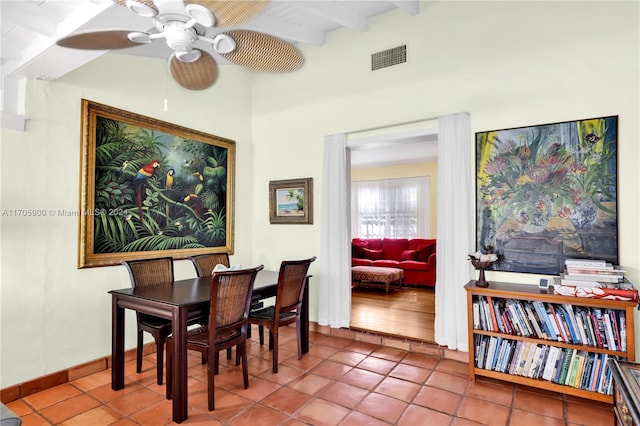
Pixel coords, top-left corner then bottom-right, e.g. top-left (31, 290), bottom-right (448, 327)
top-left (269, 178), bottom-right (313, 224)
top-left (78, 99), bottom-right (235, 268)
top-left (476, 115), bottom-right (618, 275)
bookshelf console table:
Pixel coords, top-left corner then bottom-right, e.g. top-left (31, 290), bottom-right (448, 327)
top-left (465, 280), bottom-right (636, 403)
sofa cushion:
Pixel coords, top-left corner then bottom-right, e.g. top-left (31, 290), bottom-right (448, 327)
top-left (371, 259), bottom-right (401, 268)
top-left (400, 260), bottom-right (429, 270)
top-left (383, 238), bottom-right (409, 261)
top-left (363, 248), bottom-right (384, 260)
top-left (400, 250), bottom-right (418, 261)
top-left (352, 258), bottom-right (373, 267)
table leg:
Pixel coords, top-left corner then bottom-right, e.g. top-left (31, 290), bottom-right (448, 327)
top-left (301, 277), bottom-right (310, 354)
top-left (111, 295), bottom-right (125, 390)
top-left (171, 306), bottom-right (189, 423)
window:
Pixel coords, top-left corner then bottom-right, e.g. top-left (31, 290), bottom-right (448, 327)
top-left (351, 177), bottom-right (430, 238)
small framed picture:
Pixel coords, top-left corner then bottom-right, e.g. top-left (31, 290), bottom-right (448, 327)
top-left (269, 178), bottom-right (313, 224)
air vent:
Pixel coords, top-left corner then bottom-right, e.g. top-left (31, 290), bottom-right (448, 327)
top-left (371, 45), bottom-right (407, 71)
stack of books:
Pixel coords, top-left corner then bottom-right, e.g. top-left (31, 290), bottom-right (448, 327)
top-left (554, 258), bottom-right (637, 301)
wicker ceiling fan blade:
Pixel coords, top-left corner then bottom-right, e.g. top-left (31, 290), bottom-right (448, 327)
top-left (184, 0), bottom-right (268, 27)
top-left (56, 30), bottom-right (140, 50)
top-left (170, 49), bottom-right (218, 90)
top-left (220, 30), bottom-right (304, 72)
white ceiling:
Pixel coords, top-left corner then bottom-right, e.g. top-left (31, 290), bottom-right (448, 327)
top-left (1, 0), bottom-right (429, 164)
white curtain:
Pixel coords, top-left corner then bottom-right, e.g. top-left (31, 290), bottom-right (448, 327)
top-left (435, 112), bottom-right (473, 351)
top-left (318, 133), bottom-right (351, 328)
top-left (351, 177), bottom-right (430, 238)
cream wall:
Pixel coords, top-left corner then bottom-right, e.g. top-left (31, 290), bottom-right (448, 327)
top-left (249, 0), bottom-right (638, 350)
top-left (0, 55), bottom-right (257, 386)
top-left (1, 1), bottom-right (639, 387)
top-left (351, 162), bottom-right (438, 237)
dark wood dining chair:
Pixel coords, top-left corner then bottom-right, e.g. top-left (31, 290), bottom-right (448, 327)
top-left (189, 253), bottom-right (230, 277)
top-left (165, 265), bottom-right (264, 411)
top-left (190, 253), bottom-right (239, 360)
top-left (122, 257), bottom-right (205, 385)
top-left (248, 256), bottom-right (316, 373)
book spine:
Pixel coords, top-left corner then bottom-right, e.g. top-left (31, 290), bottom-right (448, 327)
top-left (533, 301), bottom-right (557, 341)
top-left (602, 312), bottom-right (617, 351)
top-left (473, 301), bottom-right (481, 329)
top-left (485, 336), bottom-right (498, 369)
top-left (562, 304), bottom-right (582, 344)
top-left (545, 304), bottom-right (562, 341)
top-left (524, 304), bottom-right (545, 339)
top-left (557, 306), bottom-right (578, 344)
top-left (580, 354), bottom-right (595, 390)
top-left (527, 345), bottom-right (542, 378)
top-left (549, 304), bottom-right (569, 342)
top-left (619, 313), bottom-right (627, 352)
top-left (558, 348), bottom-right (575, 385)
top-left (486, 296), bottom-right (499, 332)
top-left (589, 353), bottom-right (601, 392)
top-left (492, 338), bottom-right (506, 371)
top-left (565, 350), bottom-right (580, 386)
top-left (517, 342), bottom-right (532, 376)
top-left (610, 309), bottom-right (622, 351)
top-left (492, 299), bottom-right (506, 333)
top-left (506, 300), bottom-right (524, 336)
top-left (575, 310), bottom-right (589, 345)
top-left (552, 349), bottom-right (567, 383)
top-left (565, 259), bottom-right (608, 267)
top-left (541, 346), bottom-right (559, 381)
top-left (514, 300), bottom-right (534, 336)
top-left (589, 313), bottom-right (604, 348)
top-left (572, 352), bottom-right (586, 388)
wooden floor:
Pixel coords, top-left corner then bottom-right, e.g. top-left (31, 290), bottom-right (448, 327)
top-left (350, 285), bottom-right (435, 343)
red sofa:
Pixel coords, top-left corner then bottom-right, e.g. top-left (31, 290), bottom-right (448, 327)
top-left (351, 238), bottom-right (436, 288)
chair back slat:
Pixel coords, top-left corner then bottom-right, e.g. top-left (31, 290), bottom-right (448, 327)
top-left (190, 253), bottom-right (230, 277)
top-left (276, 257), bottom-right (316, 314)
top-left (210, 265), bottom-right (264, 340)
top-left (123, 257), bottom-right (174, 288)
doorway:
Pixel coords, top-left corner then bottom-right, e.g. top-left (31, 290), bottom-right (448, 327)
top-left (348, 127), bottom-right (438, 343)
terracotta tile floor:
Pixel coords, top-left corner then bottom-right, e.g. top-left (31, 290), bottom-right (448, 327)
top-left (6, 327), bottom-right (614, 425)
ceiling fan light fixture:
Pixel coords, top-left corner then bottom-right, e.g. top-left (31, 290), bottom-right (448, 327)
top-left (176, 49), bottom-right (202, 63)
top-left (126, 0), bottom-right (157, 18)
top-left (212, 34), bottom-right (236, 54)
top-left (127, 31), bottom-right (152, 44)
top-left (164, 26), bottom-right (196, 52)
top-left (185, 4), bottom-right (215, 28)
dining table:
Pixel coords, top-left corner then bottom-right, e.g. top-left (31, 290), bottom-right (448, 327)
top-left (109, 269), bottom-right (311, 423)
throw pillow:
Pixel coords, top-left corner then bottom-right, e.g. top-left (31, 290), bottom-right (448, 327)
top-left (416, 245), bottom-right (434, 262)
top-left (363, 248), bottom-right (384, 260)
top-left (400, 250), bottom-right (418, 261)
top-left (352, 243), bottom-right (365, 259)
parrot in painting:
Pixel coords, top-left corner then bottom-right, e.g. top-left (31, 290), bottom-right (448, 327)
top-left (134, 160), bottom-right (160, 220)
top-left (165, 169), bottom-right (175, 190)
top-left (164, 169), bottom-right (175, 225)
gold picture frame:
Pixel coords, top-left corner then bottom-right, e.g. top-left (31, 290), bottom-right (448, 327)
top-left (78, 99), bottom-right (235, 268)
top-left (269, 178), bottom-right (313, 224)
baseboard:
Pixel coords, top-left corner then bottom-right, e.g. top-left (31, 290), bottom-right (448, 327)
top-left (1, 322), bottom-right (463, 404)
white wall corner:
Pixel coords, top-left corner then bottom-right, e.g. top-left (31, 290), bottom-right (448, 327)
top-left (0, 111), bottom-right (28, 131)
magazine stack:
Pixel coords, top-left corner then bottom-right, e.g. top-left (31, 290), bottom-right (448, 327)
top-left (554, 258), bottom-right (637, 301)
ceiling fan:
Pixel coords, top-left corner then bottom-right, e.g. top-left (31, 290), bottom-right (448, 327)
top-left (56, 0), bottom-right (305, 90)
